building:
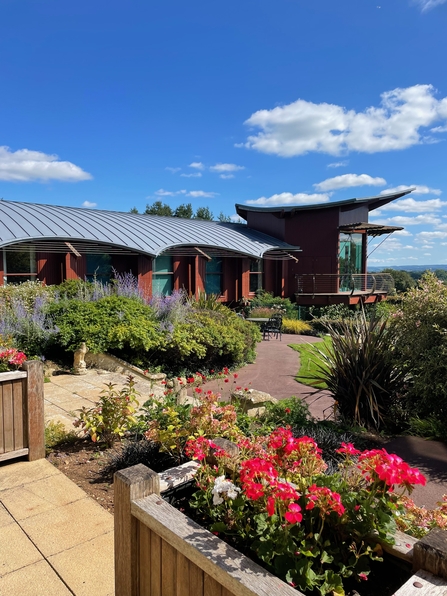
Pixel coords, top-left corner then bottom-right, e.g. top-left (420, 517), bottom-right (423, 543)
top-left (0, 189), bottom-right (411, 305)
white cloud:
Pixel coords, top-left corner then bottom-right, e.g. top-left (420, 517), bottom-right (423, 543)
top-left (246, 192), bottom-right (330, 206)
top-left (180, 172), bottom-right (202, 178)
top-left (189, 162), bottom-right (205, 170)
top-left (381, 198), bottom-right (447, 213)
top-left (415, 0), bottom-right (447, 11)
top-left (417, 230), bottom-right (447, 240)
top-left (209, 163), bottom-right (245, 173)
top-left (242, 84), bottom-right (447, 156)
top-left (154, 189), bottom-right (187, 196)
top-left (431, 125), bottom-right (447, 133)
top-left (82, 201), bottom-right (97, 208)
top-left (380, 184), bottom-right (442, 196)
top-left (394, 229), bottom-right (413, 237)
top-left (327, 161), bottom-right (348, 168)
top-left (314, 173), bottom-right (386, 191)
top-left (372, 214), bottom-right (442, 226)
top-left (187, 190), bottom-right (218, 198)
top-left (230, 214), bottom-right (245, 223)
top-left (220, 174), bottom-right (234, 179)
top-left (165, 167), bottom-right (181, 173)
top-left (0, 146), bottom-right (92, 182)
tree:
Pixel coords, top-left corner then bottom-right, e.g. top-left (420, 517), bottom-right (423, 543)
top-left (144, 201), bottom-right (173, 217)
top-left (174, 203), bottom-right (193, 218)
top-left (434, 269), bottom-right (447, 283)
top-left (218, 212), bottom-right (232, 222)
top-left (382, 268), bottom-right (416, 293)
top-left (194, 206), bottom-right (213, 221)
top-left (129, 207), bottom-right (139, 214)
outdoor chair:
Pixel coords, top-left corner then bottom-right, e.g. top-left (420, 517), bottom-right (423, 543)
top-left (261, 314), bottom-right (283, 341)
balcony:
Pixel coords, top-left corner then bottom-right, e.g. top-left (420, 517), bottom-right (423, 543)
top-left (295, 273), bottom-right (395, 306)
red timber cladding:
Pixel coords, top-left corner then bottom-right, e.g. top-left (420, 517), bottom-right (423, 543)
top-left (138, 255), bottom-right (152, 299)
top-left (173, 257), bottom-right (188, 292)
top-left (246, 212), bottom-right (286, 240)
top-left (194, 256), bottom-right (205, 297)
top-left (36, 253), bottom-right (64, 285)
top-left (241, 258), bottom-right (250, 299)
top-left (65, 253), bottom-right (86, 280)
top-left (0, 254), bottom-right (4, 286)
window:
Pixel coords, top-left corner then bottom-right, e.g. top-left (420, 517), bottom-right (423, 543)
top-left (86, 254), bottom-right (112, 283)
top-left (249, 260), bottom-right (263, 294)
top-left (205, 258), bottom-right (223, 295)
top-left (152, 255), bottom-right (173, 295)
top-left (3, 250), bottom-right (37, 284)
top-left (339, 233), bottom-right (363, 291)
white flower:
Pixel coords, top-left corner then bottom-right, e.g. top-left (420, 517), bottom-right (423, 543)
top-left (212, 475), bottom-right (240, 505)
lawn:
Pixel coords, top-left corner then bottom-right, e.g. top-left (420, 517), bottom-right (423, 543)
top-left (290, 336), bottom-right (332, 389)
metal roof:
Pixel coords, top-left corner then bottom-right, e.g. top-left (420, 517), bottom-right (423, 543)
top-left (235, 189), bottom-right (414, 219)
top-left (0, 200), bottom-right (301, 260)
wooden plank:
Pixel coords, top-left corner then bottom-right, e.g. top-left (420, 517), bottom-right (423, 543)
top-left (0, 383), bottom-right (4, 453)
top-left (222, 588), bottom-right (235, 596)
top-left (161, 539), bottom-right (177, 596)
top-left (139, 523), bottom-right (151, 596)
top-left (12, 379), bottom-right (24, 450)
top-left (394, 569), bottom-right (447, 595)
top-left (114, 464), bottom-right (160, 596)
top-left (23, 361), bottom-right (45, 460)
top-left (373, 530), bottom-right (418, 563)
top-left (189, 563), bottom-right (204, 596)
top-left (413, 528), bottom-right (447, 579)
top-left (159, 461), bottom-right (200, 493)
top-left (150, 531), bottom-right (162, 596)
top-left (0, 448), bottom-right (29, 462)
top-left (176, 552), bottom-right (190, 596)
top-left (2, 381), bottom-right (14, 453)
top-left (0, 371), bottom-right (27, 382)
top-left (132, 494), bottom-right (300, 596)
top-left (204, 574), bottom-right (222, 596)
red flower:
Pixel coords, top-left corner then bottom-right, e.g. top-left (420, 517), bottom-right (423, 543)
top-left (336, 442), bottom-right (361, 456)
top-left (284, 408), bottom-right (291, 414)
top-left (285, 503), bottom-right (303, 524)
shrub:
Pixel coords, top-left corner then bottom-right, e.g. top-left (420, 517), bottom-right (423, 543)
top-left (150, 308), bottom-right (260, 375)
top-left (73, 375), bottom-right (140, 447)
top-left (282, 318), bottom-right (312, 334)
top-left (47, 295), bottom-right (163, 354)
top-left (311, 311), bottom-right (407, 429)
top-left (45, 421), bottom-right (78, 453)
top-left (390, 272), bottom-right (447, 422)
top-left (248, 291), bottom-right (298, 319)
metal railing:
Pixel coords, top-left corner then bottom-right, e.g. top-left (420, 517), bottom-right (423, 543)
top-left (295, 273), bottom-right (395, 296)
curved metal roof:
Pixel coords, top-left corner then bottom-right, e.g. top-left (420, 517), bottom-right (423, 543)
top-left (0, 200), bottom-right (300, 259)
top-left (236, 189), bottom-right (414, 219)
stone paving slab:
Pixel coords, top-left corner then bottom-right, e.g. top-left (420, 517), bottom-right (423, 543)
top-left (0, 559), bottom-right (73, 596)
top-left (48, 531), bottom-right (114, 596)
top-left (0, 459), bottom-right (114, 596)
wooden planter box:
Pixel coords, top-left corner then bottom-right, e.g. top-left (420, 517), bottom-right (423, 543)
top-left (114, 463), bottom-right (447, 596)
top-left (0, 360), bottom-right (45, 463)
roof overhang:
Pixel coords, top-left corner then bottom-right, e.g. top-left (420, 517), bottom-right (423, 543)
top-left (235, 189), bottom-right (414, 220)
top-left (339, 222), bottom-right (404, 237)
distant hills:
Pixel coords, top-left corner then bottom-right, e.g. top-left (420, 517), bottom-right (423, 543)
top-left (368, 264), bottom-right (447, 272)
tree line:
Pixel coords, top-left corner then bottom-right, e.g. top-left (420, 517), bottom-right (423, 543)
top-left (130, 201), bottom-right (232, 222)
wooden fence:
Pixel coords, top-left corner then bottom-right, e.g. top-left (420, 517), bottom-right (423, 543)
top-left (0, 360), bottom-right (45, 463)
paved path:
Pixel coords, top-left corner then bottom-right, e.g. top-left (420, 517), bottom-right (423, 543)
top-left (0, 459), bottom-right (114, 596)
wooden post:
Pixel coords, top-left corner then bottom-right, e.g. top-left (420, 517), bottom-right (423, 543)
top-left (413, 528), bottom-right (447, 580)
top-left (22, 360), bottom-right (45, 461)
top-left (114, 464), bottom-right (160, 596)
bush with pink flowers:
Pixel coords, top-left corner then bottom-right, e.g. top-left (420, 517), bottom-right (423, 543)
top-left (0, 347), bottom-right (27, 372)
top-left (186, 430), bottom-right (426, 595)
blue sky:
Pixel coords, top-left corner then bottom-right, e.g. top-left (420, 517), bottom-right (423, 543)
top-left (1, 0), bottom-right (447, 266)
